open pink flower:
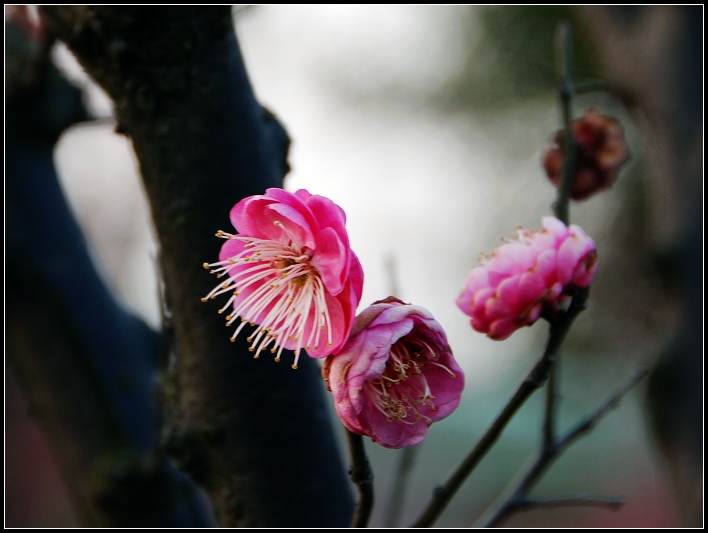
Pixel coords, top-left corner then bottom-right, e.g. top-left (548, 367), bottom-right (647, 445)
top-left (323, 297), bottom-right (464, 449)
top-left (203, 188), bottom-right (363, 368)
top-left (456, 217), bottom-right (598, 340)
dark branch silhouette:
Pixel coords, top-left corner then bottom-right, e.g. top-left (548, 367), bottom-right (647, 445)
top-left (7, 6), bottom-right (354, 527)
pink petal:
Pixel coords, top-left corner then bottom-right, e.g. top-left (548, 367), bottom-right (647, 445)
top-left (485, 294), bottom-right (513, 321)
top-left (517, 270), bottom-right (546, 307)
top-left (339, 253), bottom-right (364, 336)
top-left (311, 227), bottom-right (347, 295)
top-left (218, 237), bottom-right (247, 264)
top-left (572, 249), bottom-right (599, 287)
top-left (533, 248), bottom-right (558, 287)
top-left (557, 232), bottom-right (594, 286)
top-left (230, 196), bottom-right (276, 239)
top-left (489, 243), bottom-right (537, 277)
top-left (488, 316), bottom-right (520, 340)
top-left (471, 287), bottom-right (495, 318)
top-left (268, 202), bottom-right (316, 249)
top-left (541, 216), bottom-right (570, 244)
top-left (496, 275), bottom-right (523, 310)
top-left (306, 193), bottom-right (349, 246)
top-left (302, 288), bottom-right (347, 358)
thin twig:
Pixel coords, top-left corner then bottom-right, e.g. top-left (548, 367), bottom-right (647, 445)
top-left (552, 21), bottom-right (577, 226)
top-left (545, 18), bottom-right (577, 458)
top-left (556, 368), bottom-right (648, 452)
top-left (346, 430), bottom-right (374, 528)
top-left (543, 363), bottom-right (559, 448)
top-left (411, 289), bottom-right (588, 528)
top-left (476, 368), bottom-right (647, 527)
top-left (513, 495), bottom-right (624, 511)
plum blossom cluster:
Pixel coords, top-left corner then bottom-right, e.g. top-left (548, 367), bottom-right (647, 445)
top-left (456, 217), bottom-right (598, 340)
top-left (203, 188), bottom-right (464, 448)
top-left (203, 188), bottom-right (363, 368)
top-left (322, 297), bottom-right (465, 449)
top-left (543, 109), bottom-right (630, 201)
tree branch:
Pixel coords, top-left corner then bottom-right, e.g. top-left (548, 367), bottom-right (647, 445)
top-left (476, 368), bottom-right (647, 527)
top-left (412, 288), bottom-right (588, 527)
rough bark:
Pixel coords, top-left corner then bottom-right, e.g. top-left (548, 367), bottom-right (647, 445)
top-left (6, 10), bottom-right (214, 526)
top-left (25, 6), bottom-right (353, 527)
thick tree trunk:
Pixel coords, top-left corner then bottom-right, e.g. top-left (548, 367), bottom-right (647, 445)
top-left (25, 6), bottom-right (353, 527)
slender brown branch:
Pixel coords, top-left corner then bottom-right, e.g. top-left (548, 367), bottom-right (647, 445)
top-left (411, 289), bottom-right (588, 527)
top-left (556, 368), bottom-right (648, 451)
top-left (476, 368), bottom-right (647, 527)
top-left (545, 19), bottom-right (577, 456)
top-left (347, 430), bottom-right (374, 528)
top-left (543, 364), bottom-right (559, 448)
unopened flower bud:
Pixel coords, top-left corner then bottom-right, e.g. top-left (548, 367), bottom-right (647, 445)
top-left (543, 109), bottom-right (630, 201)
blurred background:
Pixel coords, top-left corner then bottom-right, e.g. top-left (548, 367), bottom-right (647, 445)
top-left (7, 6), bottom-right (701, 527)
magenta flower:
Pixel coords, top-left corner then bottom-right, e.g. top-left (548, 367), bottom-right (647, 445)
top-left (202, 188), bottom-right (363, 368)
top-left (456, 217), bottom-right (598, 340)
top-left (323, 297), bottom-right (464, 449)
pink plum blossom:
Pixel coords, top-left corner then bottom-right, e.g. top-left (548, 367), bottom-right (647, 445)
top-left (456, 217), bottom-right (598, 340)
top-left (323, 297), bottom-right (464, 449)
top-left (202, 188), bottom-right (363, 368)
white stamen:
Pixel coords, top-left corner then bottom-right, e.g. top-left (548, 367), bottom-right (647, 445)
top-left (203, 233), bottom-right (333, 369)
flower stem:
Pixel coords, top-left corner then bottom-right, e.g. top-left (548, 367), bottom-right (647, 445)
top-left (546, 18), bottom-right (576, 459)
top-left (346, 429), bottom-right (374, 528)
top-left (411, 289), bottom-right (589, 527)
top-left (543, 362), bottom-right (558, 447)
top-left (552, 21), bottom-right (577, 226)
